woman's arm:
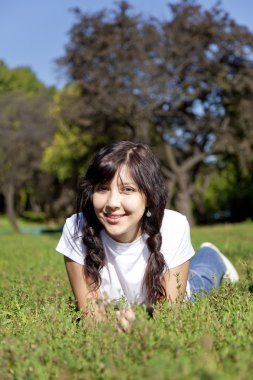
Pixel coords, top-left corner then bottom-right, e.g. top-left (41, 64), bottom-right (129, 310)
top-left (64, 257), bottom-right (105, 320)
top-left (64, 257), bottom-right (135, 329)
top-left (162, 260), bottom-right (190, 305)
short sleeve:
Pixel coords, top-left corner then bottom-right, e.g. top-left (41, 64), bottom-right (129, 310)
top-left (160, 210), bottom-right (195, 269)
top-left (56, 214), bottom-right (86, 265)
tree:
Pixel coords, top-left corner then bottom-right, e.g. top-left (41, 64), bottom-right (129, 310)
top-left (42, 85), bottom-right (97, 182)
top-left (151, 1), bottom-right (253, 224)
top-left (0, 60), bottom-right (44, 94)
top-left (54, 1), bottom-right (253, 224)
top-left (0, 62), bottom-right (57, 229)
top-left (0, 90), bottom-right (55, 230)
top-left (56, 1), bottom-right (161, 142)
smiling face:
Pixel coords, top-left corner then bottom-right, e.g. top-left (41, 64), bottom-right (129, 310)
top-left (92, 165), bottom-right (147, 243)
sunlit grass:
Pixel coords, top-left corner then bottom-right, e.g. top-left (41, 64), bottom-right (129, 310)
top-left (0, 221), bottom-right (253, 379)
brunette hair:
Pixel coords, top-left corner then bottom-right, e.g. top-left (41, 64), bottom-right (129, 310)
top-left (76, 141), bottom-right (168, 304)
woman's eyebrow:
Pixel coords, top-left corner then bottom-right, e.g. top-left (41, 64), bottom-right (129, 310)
top-left (118, 180), bottom-right (138, 187)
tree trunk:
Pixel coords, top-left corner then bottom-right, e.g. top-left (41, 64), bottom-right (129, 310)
top-left (174, 189), bottom-right (195, 226)
top-left (162, 142), bottom-right (207, 226)
top-left (166, 178), bottom-right (175, 208)
top-left (3, 182), bottom-right (19, 232)
top-left (174, 173), bottom-right (195, 226)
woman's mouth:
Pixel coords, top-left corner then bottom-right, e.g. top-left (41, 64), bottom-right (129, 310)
top-left (103, 213), bottom-right (126, 224)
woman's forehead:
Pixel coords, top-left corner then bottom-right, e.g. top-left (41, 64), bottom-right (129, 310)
top-left (115, 165), bottom-right (136, 184)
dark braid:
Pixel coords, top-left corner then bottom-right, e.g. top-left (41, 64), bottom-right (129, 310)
top-left (144, 233), bottom-right (167, 304)
top-left (142, 197), bottom-right (167, 304)
top-left (76, 178), bottom-right (105, 289)
top-left (82, 225), bottom-right (105, 289)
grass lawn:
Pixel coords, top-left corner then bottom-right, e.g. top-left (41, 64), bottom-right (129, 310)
top-left (0, 220), bottom-right (253, 379)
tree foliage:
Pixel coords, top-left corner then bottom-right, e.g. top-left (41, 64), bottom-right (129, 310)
top-left (57, 3), bottom-right (156, 141)
top-left (0, 60), bottom-right (44, 94)
top-left (42, 85), bottom-right (101, 182)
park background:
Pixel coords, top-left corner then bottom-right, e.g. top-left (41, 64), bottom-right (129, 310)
top-left (1, 0), bottom-right (253, 229)
top-left (1, 1), bottom-right (253, 379)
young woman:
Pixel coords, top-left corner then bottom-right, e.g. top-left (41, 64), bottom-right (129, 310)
top-left (56, 141), bottom-right (239, 323)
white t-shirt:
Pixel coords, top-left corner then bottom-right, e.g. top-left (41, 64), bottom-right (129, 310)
top-left (56, 209), bottom-right (195, 304)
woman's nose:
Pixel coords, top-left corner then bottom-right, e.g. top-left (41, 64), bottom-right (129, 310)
top-left (106, 189), bottom-right (121, 209)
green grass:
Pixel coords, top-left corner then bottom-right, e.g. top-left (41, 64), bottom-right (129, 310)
top-left (0, 222), bottom-right (253, 380)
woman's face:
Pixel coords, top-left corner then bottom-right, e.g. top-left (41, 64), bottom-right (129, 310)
top-left (92, 165), bottom-right (147, 243)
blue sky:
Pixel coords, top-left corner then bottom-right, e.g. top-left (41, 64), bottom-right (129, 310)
top-left (1, 0), bottom-right (252, 87)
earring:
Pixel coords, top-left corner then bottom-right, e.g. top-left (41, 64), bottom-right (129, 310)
top-left (146, 209), bottom-right (151, 218)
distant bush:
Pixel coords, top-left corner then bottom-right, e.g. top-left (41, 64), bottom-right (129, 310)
top-left (21, 211), bottom-right (47, 223)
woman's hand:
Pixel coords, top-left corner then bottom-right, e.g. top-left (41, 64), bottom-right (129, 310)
top-left (116, 308), bottom-right (136, 332)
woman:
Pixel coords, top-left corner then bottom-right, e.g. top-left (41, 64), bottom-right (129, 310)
top-left (56, 141), bottom-right (239, 323)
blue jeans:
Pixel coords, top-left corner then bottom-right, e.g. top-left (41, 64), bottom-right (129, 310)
top-left (188, 245), bottom-right (226, 299)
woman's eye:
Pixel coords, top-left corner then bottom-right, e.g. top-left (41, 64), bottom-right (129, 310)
top-left (95, 185), bottom-right (108, 192)
top-left (123, 186), bottom-right (135, 193)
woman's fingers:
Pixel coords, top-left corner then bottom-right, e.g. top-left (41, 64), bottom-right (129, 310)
top-left (119, 317), bottom-right (130, 332)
